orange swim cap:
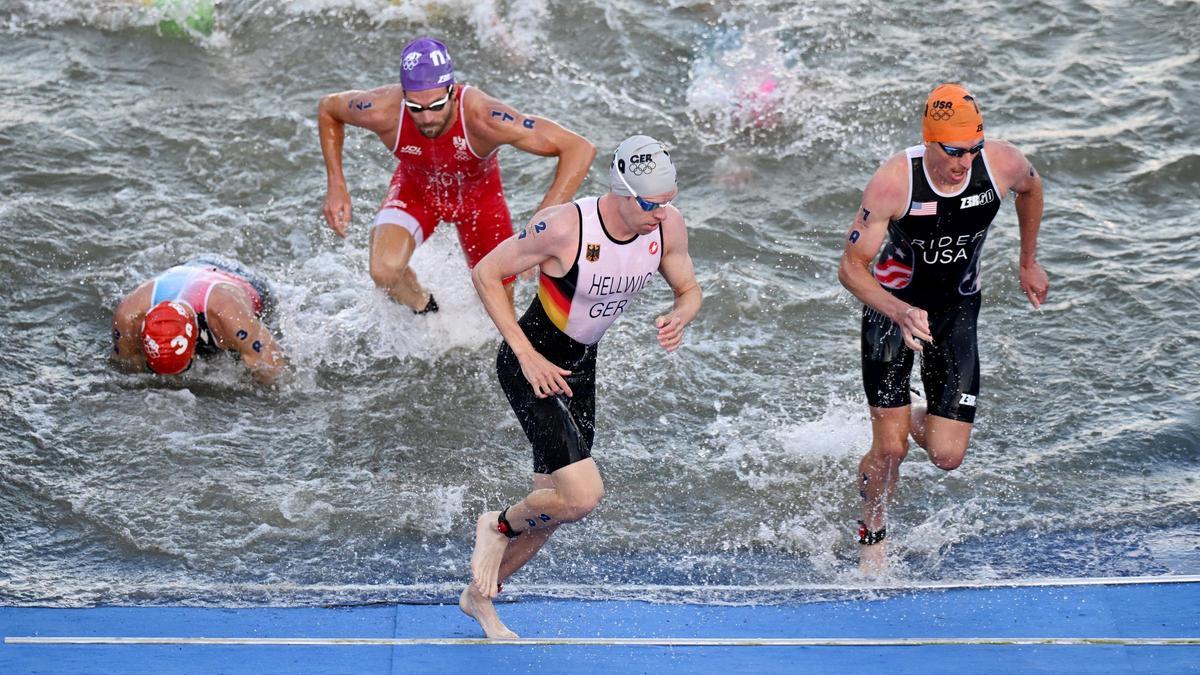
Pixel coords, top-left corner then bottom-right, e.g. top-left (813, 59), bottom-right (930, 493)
top-left (922, 83), bottom-right (984, 144)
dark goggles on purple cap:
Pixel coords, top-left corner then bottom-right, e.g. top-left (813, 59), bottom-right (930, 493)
top-left (403, 85), bottom-right (454, 114)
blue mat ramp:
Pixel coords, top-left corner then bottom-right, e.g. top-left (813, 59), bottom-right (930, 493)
top-left (1, 575), bottom-right (1197, 674)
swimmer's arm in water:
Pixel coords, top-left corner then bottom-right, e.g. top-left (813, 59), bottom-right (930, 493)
top-left (237, 320), bottom-right (286, 386)
top-left (472, 204), bottom-right (579, 398)
top-left (207, 287), bottom-right (287, 385)
top-left (989, 140), bottom-right (1048, 309)
top-left (654, 207), bottom-right (702, 353)
top-left (463, 88), bottom-right (596, 213)
top-left (110, 283), bottom-right (151, 373)
top-left (317, 85), bottom-right (404, 237)
top-left (837, 152), bottom-right (933, 352)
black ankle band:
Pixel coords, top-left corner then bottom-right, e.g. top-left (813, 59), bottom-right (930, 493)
top-left (857, 520), bottom-right (886, 546)
top-left (413, 294), bottom-right (438, 315)
top-left (497, 508), bottom-right (521, 539)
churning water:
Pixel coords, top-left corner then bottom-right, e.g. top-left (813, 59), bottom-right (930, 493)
top-left (0, 0), bottom-right (1197, 606)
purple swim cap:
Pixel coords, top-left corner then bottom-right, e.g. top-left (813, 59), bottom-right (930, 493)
top-left (399, 37), bottom-right (455, 91)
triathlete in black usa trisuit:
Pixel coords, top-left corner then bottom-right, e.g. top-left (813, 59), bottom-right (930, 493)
top-left (863, 144), bottom-right (1002, 423)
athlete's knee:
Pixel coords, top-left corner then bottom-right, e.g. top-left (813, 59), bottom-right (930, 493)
top-left (560, 487), bottom-right (604, 523)
top-left (928, 444), bottom-right (967, 471)
top-left (369, 255), bottom-right (409, 290)
top-left (870, 438), bottom-right (909, 465)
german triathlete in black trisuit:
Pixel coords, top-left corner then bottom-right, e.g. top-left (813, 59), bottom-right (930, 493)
top-left (462, 135), bottom-right (703, 639)
top-left (496, 196), bottom-right (663, 475)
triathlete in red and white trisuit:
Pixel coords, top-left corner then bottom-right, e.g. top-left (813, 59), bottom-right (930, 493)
top-left (318, 36), bottom-right (595, 313)
top-left (149, 257), bottom-right (272, 351)
top-left (375, 84), bottom-right (512, 271)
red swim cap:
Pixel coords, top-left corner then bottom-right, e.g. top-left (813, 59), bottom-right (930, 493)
top-left (141, 301), bottom-right (197, 375)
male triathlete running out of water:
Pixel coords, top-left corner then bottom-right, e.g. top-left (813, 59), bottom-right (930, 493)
top-left (461, 135), bottom-right (702, 638)
top-left (838, 83), bottom-right (1048, 573)
top-left (318, 36), bottom-right (595, 312)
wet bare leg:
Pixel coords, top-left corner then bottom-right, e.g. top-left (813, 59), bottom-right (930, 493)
top-left (470, 511), bottom-right (510, 598)
top-left (369, 224), bottom-right (431, 311)
top-left (460, 528), bottom-right (557, 639)
top-left (467, 462), bottom-right (603, 641)
top-left (857, 406), bottom-right (910, 575)
top-left (493, 474), bottom-right (559, 582)
top-left (497, 523), bottom-right (557, 582)
top-left (858, 540), bottom-right (889, 575)
top-left (459, 584), bottom-right (518, 639)
top-left (910, 398), bottom-right (929, 450)
top-left (471, 462), bottom-right (601, 597)
top-left (923, 415), bottom-right (973, 471)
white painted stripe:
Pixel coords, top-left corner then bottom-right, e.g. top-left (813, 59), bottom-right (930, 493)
top-left (6, 636), bottom-right (1200, 647)
top-left (580, 573), bottom-right (1200, 594)
top-left (1, 574), bottom-right (1191, 598)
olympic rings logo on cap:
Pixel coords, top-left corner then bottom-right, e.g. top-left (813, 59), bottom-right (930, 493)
top-left (629, 159), bottom-right (656, 176)
top-left (402, 52), bottom-right (422, 71)
top-left (928, 99), bottom-right (955, 121)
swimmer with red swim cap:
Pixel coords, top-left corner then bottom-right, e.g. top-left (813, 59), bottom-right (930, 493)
top-left (837, 83), bottom-right (1048, 574)
top-left (111, 257), bottom-right (285, 384)
top-left (317, 36), bottom-right (596, 312)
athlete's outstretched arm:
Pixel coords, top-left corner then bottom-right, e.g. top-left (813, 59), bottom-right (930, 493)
top-left (317, 86), bottom-right (403, 237)
top-left (992, 140), bottom-right (1048, 309)
top-left (655, 210), bottom-right (702, 353)
top-left (465, 90), bottom-right (596, 213)
top-left (472, 205), bottom-right (578, 398)
top-left (837, 155), bottom-right (932, 351)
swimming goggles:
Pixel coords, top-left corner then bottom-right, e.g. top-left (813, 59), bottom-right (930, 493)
top-left (938, 140), bottom-right (985, 158)
top-left (403, 85), bottom-right (454, 113)
top-left (614, 167), bottom-right (674, 212)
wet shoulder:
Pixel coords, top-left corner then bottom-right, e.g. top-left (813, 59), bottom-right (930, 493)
top-left (659, 205), bottom-right (688, 254)
top-left (524, 201), bottom-right (581, 244)
top-left (113, 282), bottom-right (153, 330)
top-left (981, 139), bottom-right (1024, 181)
top-left (863, 150), bottom-right (913, 218)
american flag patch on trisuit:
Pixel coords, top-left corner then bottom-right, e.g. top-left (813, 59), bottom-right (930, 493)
top-left (910, 201), bottom-right (937, 216)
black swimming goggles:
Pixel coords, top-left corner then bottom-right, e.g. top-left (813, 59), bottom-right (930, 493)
top-left (938, 140), bottom-right (985, 158)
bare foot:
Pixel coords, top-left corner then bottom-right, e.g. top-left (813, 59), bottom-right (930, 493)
top-left (459, 585), bottom-right (518, 639)
top-left (470, 511), bottom-right (510, 598)
top-left (858, 541), bottom-right (889, 576)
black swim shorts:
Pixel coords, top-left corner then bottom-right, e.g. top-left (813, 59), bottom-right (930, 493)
top-left (497, 300), bottom-right (597, 475)
top-left (860, 292), bottom-right (981, 423)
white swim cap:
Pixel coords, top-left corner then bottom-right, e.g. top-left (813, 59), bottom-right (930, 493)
top-left (609, 135), bottom-right (677, 198)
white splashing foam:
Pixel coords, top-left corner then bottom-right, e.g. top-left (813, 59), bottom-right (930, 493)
top-left (272, 233), bottom-right (503, 377)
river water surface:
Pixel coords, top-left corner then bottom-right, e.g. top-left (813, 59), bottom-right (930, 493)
top-left (0, 0), bottom-right (1197, 606)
